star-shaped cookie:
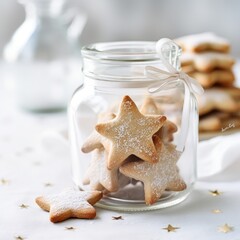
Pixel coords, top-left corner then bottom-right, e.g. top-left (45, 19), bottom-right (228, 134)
top-left (175, 32), bottom-right (230, 53)
top-left (81, 113), bottom-right (115, 153)
top-left (140, 97), bottom-right (177, 142)
top-left (181, 52), bottom-right (235, 72)
top-left (36, 188), bottom-right (102, 223)
top-left (198, 88), bottom-right (239, 116)
top-left (83, 148), bottom-right (119, 192)
top-left (120, 136), bottom-right (186, 205)
top-left (198, 111), bottom-right (240, 132)
top-left (188, 70), bottom-right (234, 89)
top-left (140, 97), bottom-right (164, 115)
top-left (95, 96), bottom-right (166, 169)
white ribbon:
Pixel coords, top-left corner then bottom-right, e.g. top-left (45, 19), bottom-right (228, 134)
top-left (146, 38), bottom-right (204, 151)
top-left (146, 66), bottom-right (204, 96)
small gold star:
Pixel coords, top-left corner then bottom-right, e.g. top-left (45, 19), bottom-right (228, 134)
top-left (112, 216), bottom-right (124, 220)
top-left (212, 209), bottom-right (222, 214)
top-left (218, 224), bottom-right (233, 233)
top-left (162, 224), bottom-right (180, 232)
top-left (65, 227), bottom-right (76, 230)
top-left (15, 236), bottom-right (26, 240)
top-left (19, 204), bottom-right (29, 209)
top-left (209, 190), bottom-right (222, 196)
top-left (44, 182), bottom-right (53, 187)
top-left (0, 178), bottom-right (10, 185)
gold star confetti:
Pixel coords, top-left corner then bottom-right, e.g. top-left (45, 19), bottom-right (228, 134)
top-left (209, 190), bottom-right (222, 196)
top-left (19, 204), bottom-right (29, 209)
top-left (65, 227), bottom-right (76, 230)
top-left (0, 178), bottom-right (10, 185)
top-left (112, 216), bottom-right (124, 220)
top-left (162, 224), bottom-right (180, 232)
top-left (15, 236), bottom-right (26, 240)
top-left (44, 182), bottom-right (53, 187)
top-left (212, 209), bottom-right (222, 214)
top-left (218, 224), bottom-right (233, 233)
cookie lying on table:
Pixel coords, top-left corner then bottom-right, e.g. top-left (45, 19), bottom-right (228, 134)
top-left (36, 188), bottom-right (102, 223)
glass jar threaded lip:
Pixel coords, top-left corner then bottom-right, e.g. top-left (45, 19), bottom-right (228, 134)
top-left (81, 41), bottom-right (166, 84)
top-left (81, 41), bottom-right (161, 62)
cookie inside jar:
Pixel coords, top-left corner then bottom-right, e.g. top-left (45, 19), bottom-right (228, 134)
top-left (80, 95), bottom-right (189, 208)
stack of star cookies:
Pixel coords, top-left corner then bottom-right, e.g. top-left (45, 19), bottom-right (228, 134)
top-left (81, 95), bottom-right (186, 205)
top-left (175, 32), bottom-right (240, 133)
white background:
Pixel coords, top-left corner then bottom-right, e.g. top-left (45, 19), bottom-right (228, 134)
top-left (0, 0), bottom-right (240, 56)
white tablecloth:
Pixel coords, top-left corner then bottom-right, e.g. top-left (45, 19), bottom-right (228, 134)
top-left (1, 67), bottom-right (240, 240)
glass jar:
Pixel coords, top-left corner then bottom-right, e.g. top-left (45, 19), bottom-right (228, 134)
top-left (69, 40), bottom-right (199, 211)
top-left (4, 0), bottom-right (85, 112)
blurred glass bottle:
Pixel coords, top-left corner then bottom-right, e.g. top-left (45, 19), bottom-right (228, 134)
top-left (4, 0), bottom-right (86, 112)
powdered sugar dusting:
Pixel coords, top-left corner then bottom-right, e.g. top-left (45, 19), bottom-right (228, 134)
top-left (120, 140), bottom-right (185, 203)
top-left (81, 112), bottom-right (115, 153)
top-left (140, 97), bottom-right (177, 143)
top-left (132, 143), bottom-right (181, 182)
top-left (176, 32), bottom-right (229, 49)
top-left (84, 149), bottom-right (118, 191)
top-left (123, 100), bottom-right (133, 110)
top-left (44, 188), bottom-right (96, 211)
top-left (109, 106), bottom-right (164, 157)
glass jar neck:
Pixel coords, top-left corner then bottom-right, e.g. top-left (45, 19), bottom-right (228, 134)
top-left (82, 41), bottom-right (181, 90)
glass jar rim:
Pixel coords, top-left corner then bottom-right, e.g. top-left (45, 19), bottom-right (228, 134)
top-left (81, 41), bottom-right (161, 62)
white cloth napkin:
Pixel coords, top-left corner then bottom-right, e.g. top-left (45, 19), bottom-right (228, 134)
top-left (197, 132), bottom-right (240, 181)
top-left (40, 129), bottom-right (240, 182)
